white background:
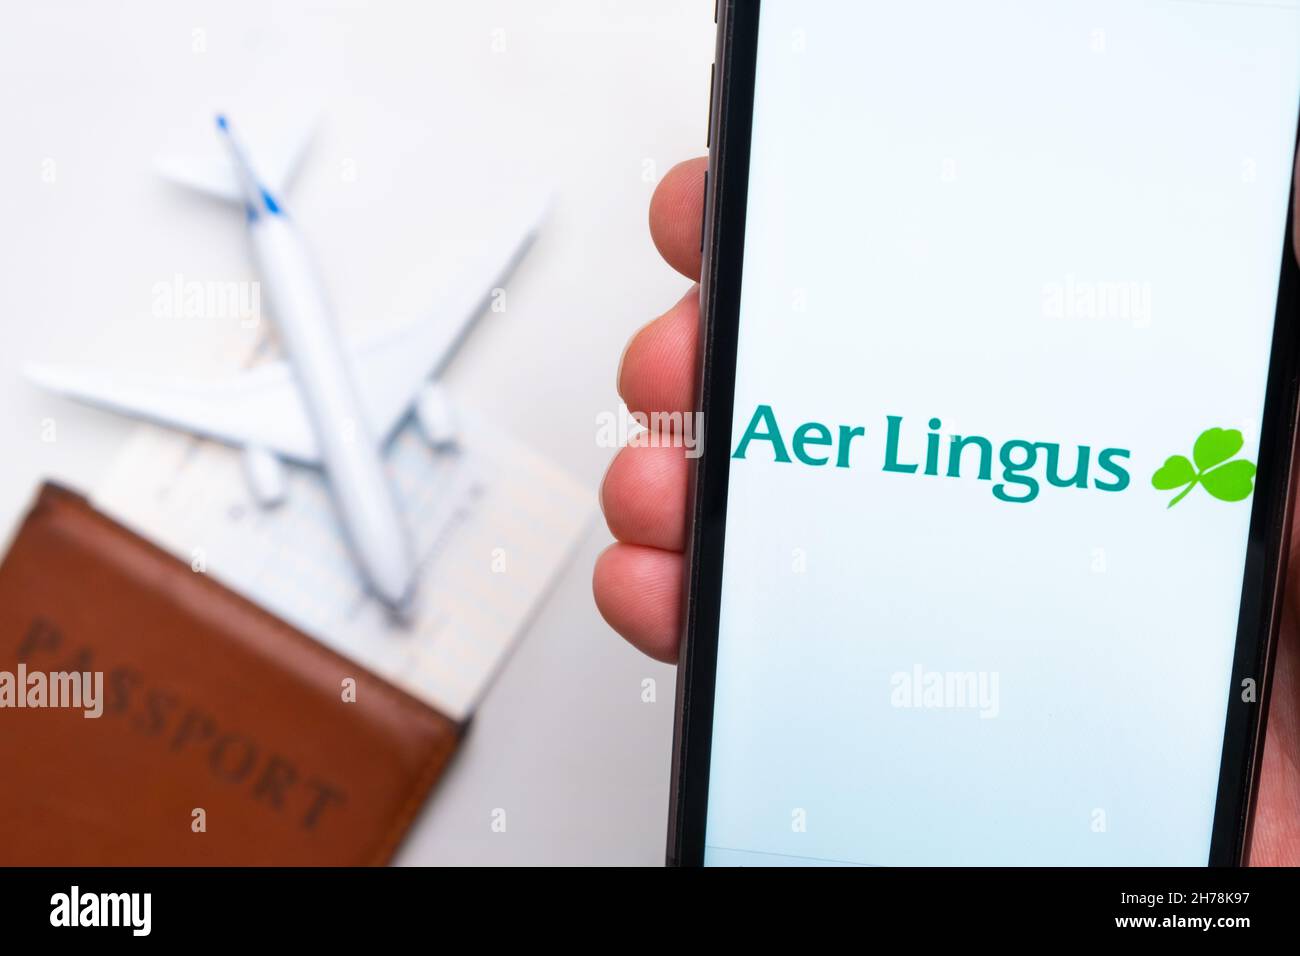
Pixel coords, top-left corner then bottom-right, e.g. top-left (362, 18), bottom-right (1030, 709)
top-left (0, 0), bottom-right (716, 864)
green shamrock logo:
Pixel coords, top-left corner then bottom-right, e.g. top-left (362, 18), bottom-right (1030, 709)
top-left (1151, 427), bottom-right (1256, 508)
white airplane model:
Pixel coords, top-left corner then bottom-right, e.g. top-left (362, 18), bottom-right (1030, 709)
top-left (26, 115), bottom-right (546, 617)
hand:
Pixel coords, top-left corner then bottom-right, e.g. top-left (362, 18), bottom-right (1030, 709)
top-left (594, 154), bottom-right (1300, 864)
top-left (594, 158), bottom-right (706, 663)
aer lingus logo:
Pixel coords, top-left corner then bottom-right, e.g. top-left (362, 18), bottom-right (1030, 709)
top-left (1151, 427), bottom-right (1256, 508)
top-left (727, 404), bottom-right (1259, 511)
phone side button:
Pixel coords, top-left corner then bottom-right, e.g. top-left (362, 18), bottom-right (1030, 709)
top-left (700, 169), bottom-right (708, 253)
top-left (706, 62), bottom-right (715, 148)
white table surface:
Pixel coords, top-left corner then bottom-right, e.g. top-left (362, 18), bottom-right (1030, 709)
top-left (0, 0), bottom-right (714, 865)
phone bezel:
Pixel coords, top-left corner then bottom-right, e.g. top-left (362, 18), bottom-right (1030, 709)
top-left (668, 0), bottom-right (1300, 867)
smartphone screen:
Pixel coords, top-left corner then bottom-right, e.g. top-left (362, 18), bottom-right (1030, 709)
top-left (688, 0), bottom-right (1300, 865)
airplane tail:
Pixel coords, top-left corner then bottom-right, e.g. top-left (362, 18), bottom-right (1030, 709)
top-left (154, 111), bottom-right (319, 203)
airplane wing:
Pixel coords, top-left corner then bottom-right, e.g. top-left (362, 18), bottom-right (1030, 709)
top-left (24, 198), bottom-right (548, 464)
top-left (23, 359), bottom-right (322, 463)
top-left (354, 198), bottom-right (547, 444)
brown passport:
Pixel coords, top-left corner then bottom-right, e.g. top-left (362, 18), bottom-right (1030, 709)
top-left (0, 483), bottom-right (460, 865)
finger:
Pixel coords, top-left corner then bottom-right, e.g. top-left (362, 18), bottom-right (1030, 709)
top-left (617, 286), bottom-right (700, 416)
top-left (592, 543), bottom-right (683, 663)
top-left (1249, 587), bottom-right (1300, 864)
top-left (600, 444), bottom-right (690, 551)
top-left (1252, 524), bottom-right (1300, 863)
top-left (650, 157), bottom-right (707, 280)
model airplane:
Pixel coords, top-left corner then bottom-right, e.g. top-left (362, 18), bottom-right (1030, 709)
top-left (25, 115), bottom-right (546, 617)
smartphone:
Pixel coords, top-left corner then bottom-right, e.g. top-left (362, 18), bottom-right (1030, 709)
top-left (670, 0), bottom-right (1300, 866)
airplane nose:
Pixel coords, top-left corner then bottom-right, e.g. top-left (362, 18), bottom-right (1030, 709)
top-left (380, 577), bottom-right (419, 626)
